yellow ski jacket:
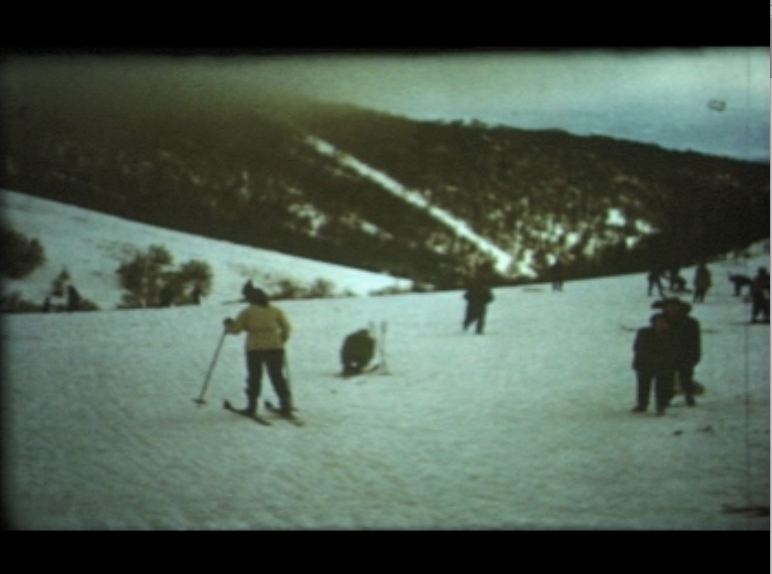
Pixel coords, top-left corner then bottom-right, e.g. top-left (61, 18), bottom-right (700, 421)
top-left (226, 304), bottom-right (291, 350)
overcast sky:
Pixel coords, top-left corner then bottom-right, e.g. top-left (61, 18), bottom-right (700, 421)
top-left (4, 48), bottom-right (769, 161)
top-left (235, 48), bottom-right (769, 160)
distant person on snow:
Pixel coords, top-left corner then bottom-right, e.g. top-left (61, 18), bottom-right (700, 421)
top-left (66, 285), bottom-right (82, 312)
top-left (551, 259), bottom-right (564, 292)
top-left (750, 267), bottom-right (770, 323)
top-left (631, 313), bottom-right (677, 416)
top-left (653, 297), bottom-right (701, 407)
top-left (463, 278), bottom-right (494, 334)
top-left (340, 328), bottom-right (376, 377)
top-left (668, 266), bottom-right (687, 293)
top-left (692, 263), bottom-right (712, 303)
top-left (647, 265), bottom-right (665, 298)
top-left (728, 273), bottom-right (752, 297)
top-left (223, 285), bottom-right (293, 418)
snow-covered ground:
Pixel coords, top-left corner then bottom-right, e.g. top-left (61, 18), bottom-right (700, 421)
top-left (1, 191), bottom-right (769, 530)
top-left (0, 189), bottom-right (411, 310)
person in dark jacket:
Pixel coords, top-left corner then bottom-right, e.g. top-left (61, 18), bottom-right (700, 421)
top-left (655, 297), bottom-right (701, 406)
top-left (631, 313), bottom-right (677, 415)
top-left (341, 328), bottom-right (376, 376)
top-left (463, 280), bottom-right (494, 334)
top-left (750, 267), bottom-right (770, 323)
top-left (551, 259), bottom-right (564, 291)
top-left (647, 265), bottom-right (665, 298)
top-left (693, 263), bottom-right (712, 303)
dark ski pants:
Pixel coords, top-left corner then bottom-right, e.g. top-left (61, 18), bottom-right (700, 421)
top-left (751, 296), bottom-right (770, 322)
top-left (636, 369), bottom-right (674, 412)
top-left (675, 364), bottom-right (696, 405)
top-left (463, 305), bottom-right (488, 334)
top-left (245, 349), bottom-right (292, 414)
top-left (648, 279), bottom-right (664, 298)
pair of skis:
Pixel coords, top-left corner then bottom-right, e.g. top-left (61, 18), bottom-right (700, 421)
top-left (223, 399), bottom-right (305, 427)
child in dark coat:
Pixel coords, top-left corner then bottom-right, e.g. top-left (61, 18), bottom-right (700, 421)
top-left (632, 314), bottom-right (677, 416)
top-left (341, 329), bottom-right (376, 377)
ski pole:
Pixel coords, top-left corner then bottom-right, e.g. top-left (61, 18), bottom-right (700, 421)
top-left (194, 329), bottom-right (227, 405)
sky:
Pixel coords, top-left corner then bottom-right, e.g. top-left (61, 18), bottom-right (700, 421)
top-left (235, 48), bottom-right (770, 161)
top-left (3, 48), bottom-right (769, 162)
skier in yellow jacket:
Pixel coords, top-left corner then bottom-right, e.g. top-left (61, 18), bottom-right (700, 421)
top-left (224, 285), bottom-right (293, 417)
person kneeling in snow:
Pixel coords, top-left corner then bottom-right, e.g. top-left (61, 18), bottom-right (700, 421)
top-left (224, 286), bottom-right (293, 417)
top-left (631, 313), bottom-right (677, 416)
top-left (341, 328), bottom-right (376, 377)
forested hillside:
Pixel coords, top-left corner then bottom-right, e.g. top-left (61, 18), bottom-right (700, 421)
top-left (1, 68), bottom-right (767, 287)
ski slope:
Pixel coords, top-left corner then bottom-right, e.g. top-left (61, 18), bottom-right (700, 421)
top-left (0, 189), bottom-right (411, 310)
top-left (2, 204), bottom-right (769, 528)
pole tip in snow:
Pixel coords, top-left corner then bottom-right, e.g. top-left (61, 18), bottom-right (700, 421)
top-left (193, 398), bottom-right (207, 406)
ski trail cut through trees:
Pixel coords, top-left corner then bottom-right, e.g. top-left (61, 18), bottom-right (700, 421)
top-left (306, 135), bottom-right (517, 275)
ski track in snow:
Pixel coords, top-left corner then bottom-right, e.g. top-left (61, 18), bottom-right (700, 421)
top-left (3, 243), bottom-right (769, 529)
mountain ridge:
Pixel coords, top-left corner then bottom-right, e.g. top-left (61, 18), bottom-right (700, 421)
top-left (1, 85), bottom-right (767, 287)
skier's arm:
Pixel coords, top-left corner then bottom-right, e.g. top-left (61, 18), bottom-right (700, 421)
top-left (224, 309), bottom-right (248, 335)
top-left (277, 309), bottom-right (291, 343)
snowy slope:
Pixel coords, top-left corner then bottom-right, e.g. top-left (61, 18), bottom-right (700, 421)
top-left (3, 234), bottom-right (769, 529)
top-left (0, 189), bottom-right (411, 309)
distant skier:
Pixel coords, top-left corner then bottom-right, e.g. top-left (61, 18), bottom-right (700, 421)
top-left (728, 273), bottom-right (752, 297)
top-left (668, 266), bottom-right (687, 293)
top-left (692, 263), bottom-right (712, 303)
top-left (551, 259), bottom-right (564, 292)
top-left (223, 285), bottom-right (294, 418)
top-left (653, 297), bottom-right (701, 407)
top-left (631, 313), bottom-right (677, 416)
top-left (750, 267), bottom-right (770, 323)
top-left (66, 285), bottom-right (82, 312)
top-left (647, 265), bottom-right (665, 298)
top-left (340, 328), bottom-right (376, 377)
top-left (463, 279), bottom-right (494, 334)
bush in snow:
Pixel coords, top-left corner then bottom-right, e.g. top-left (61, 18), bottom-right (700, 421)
top-left (0, 226), bottom-right (46, 279)
top-left (266, 277), bottom-right (342, 300)
top-left (0, 291), bottom-right (42, 313)
top-left (116, 245), bottom-right (213, 308)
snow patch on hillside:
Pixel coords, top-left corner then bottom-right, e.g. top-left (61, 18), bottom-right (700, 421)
top-left (306, 135), bottom-right (527, 276)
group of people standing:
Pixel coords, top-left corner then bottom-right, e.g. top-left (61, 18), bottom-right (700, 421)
top-left (631, 297), bottom-right (702, 416)
top-left (634, 262), bottom-right (770, 416)
top-left (218, 258), bottom-right (765, 422)
top-left (647, 263), bottom-right (711, 302)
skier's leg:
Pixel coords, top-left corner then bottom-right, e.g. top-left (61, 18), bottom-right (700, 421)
top-left (635, 371), bottom-right (652, 411)
top-left (245, 350), bottom-right (263, 415)
top-left (476, 307), bottom-right (487, 334)
top-left (655, 371), bottom-right (674, 414)
top-left (679, 365), bottom-right (696, 406)
top-left (463, 304), bottom-right (475, 331)
top-left (267, 349), bottom-right (293, 415)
